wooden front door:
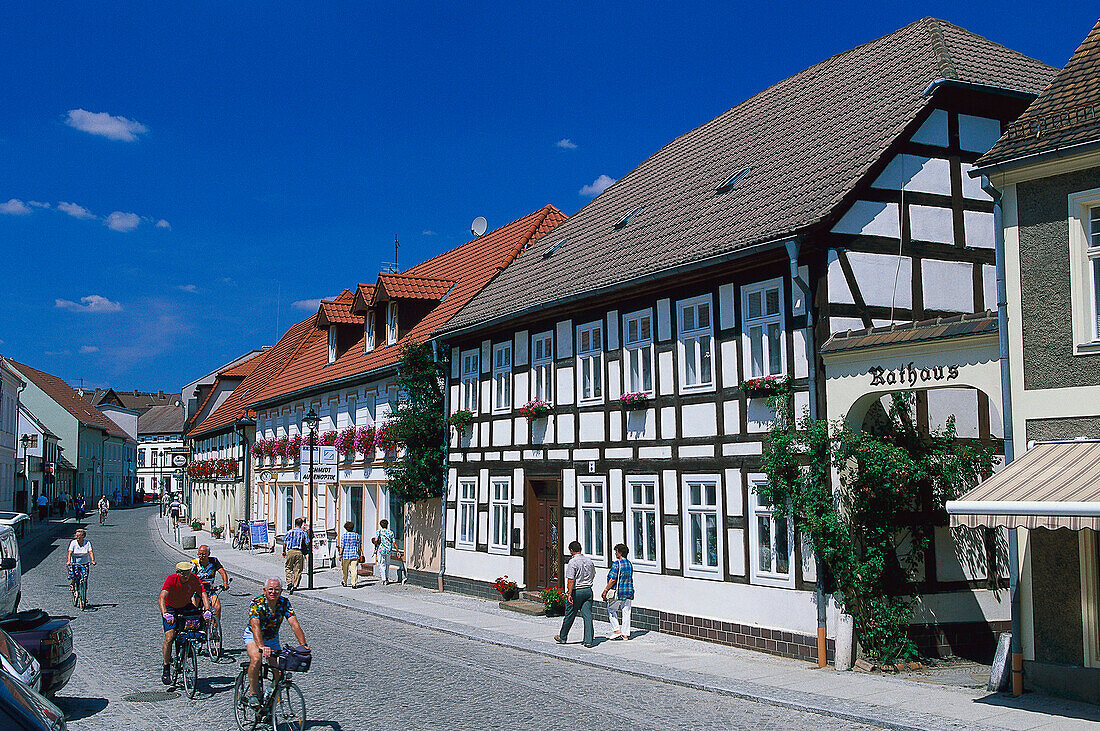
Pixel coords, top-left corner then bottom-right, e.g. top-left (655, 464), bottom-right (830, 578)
top-left (526, 480), bottom-right (561, 590)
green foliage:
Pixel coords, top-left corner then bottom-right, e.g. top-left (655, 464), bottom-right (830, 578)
top-left (386, 340), bottom-right (446, 503)
top-left (760, 392), bottom-right (994, 664)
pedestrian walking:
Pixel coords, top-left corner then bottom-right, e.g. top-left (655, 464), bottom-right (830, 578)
top-left (371, 519), bottom-right (395, 585)
top-left (282, 518), bottom-right (310, 593)
top-left (75, 493), bottom-right (86, 520)
top-left (36, 493), bottom-right (49, 521)
top-left (554, 541), bottom-right (596, 648)
top-left (338, 521), bottom-right (363, 588)
top-left (601, 543), bottom-right (634, 640)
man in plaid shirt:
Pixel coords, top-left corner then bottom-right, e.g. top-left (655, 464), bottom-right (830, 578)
top-left (601, 543), bottom-right (635, 640)
top-left (338, 521), bottom-right (363, 588)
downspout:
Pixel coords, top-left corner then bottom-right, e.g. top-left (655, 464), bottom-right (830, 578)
top-left (434, 339), bottom-right (449, 591)
top-left (15, 379), bottom-right (26, 512)
top-left (786, 239), bottom-right (828, 668)
top-left (982, 174), bottom-right (1022, 696)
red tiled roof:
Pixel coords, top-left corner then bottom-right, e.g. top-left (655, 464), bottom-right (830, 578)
top-left (372, 274), bottom-right (455, 303)
top-left (7, 359), bottom-right (131, 440)
top-left (318, 290), bottom-right (361, 326)
top-left (188, 315), bottom-right (316, 437)
top-left (351, 283), bottom-right (376, 314)
top-left (245, 205), bottom-right (565, 407)
top-left (219, 349), bottom-right (268, 379)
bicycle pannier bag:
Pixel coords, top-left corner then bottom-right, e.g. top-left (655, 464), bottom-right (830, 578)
top-left (276, 645), bottom-right (312, 672)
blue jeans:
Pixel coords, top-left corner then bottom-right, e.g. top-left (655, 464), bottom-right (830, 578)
top-left (559, 587), bottom-right (594, 646)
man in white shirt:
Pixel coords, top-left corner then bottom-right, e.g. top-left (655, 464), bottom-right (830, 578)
top-left (554, 541), bottom-right (596, 648)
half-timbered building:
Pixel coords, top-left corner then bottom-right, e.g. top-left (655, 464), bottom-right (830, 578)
top-left (433, 18), bottom-right (1055, 662)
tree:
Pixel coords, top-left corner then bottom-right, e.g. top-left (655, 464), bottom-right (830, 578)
top-left (759, 391), bottom-right (994, 664)
top-left (386, 340), bottom-right (446, 503)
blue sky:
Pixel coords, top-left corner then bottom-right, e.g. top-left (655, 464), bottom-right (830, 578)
top-left (0, 3), bottom-right (1094, 391)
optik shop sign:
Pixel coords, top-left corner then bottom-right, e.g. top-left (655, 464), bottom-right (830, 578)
top-left (868, 361), bottom-right (960, 388)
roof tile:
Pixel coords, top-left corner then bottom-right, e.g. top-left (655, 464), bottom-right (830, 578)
top-left (7, 359), bottom-right (131, 440)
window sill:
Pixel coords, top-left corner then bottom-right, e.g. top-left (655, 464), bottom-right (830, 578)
top-left (577, 398), bottom-right (605, 407)
top-left (1073, 341), bottom-right (1100, 356)
top-left (631, 561), bottom-right (662, 574)
top-left (679, 383), bottom-right (716, 396)
top-left (454, 542), bottom-right (476, 551)
top-left (683, 566), bottom-right (723, 581)
top-left (487, 544), bottom-right (510, 556)
top-left (750, 572), bottom-right (795, 589)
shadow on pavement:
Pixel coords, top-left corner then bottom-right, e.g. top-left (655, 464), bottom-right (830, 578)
top-left (52, 695), bottom-right (109, 721)
top-left (974, 692), bottom-right (1100, 722)
top-left (194, 674), bottom-right (236, 697)
top-left (306, 722), bottom-right (344, 730)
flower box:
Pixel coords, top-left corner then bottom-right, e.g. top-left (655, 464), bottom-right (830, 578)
top-left (618, 392), bottom-right (649, 410)
top-left (519, 400), bottom-right (552, 421)
top-left (741, 375), bottom-right (791, 399)
top-left (450, 409), bottom-right (474, 430)
top-left (540, 586), bottom-right (567, 614)
top-left (492, 575), bottom-right (519, 601)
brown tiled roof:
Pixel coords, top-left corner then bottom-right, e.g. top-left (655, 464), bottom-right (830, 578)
top-left (138, 405), bottom-right (185, 435)
top-left (443, 18), bottom-right (1055, 335)
top-left (219, 349), bottom-right (268, 379)
top-left (820, 311), bottom-right (998, 354)
top-left (188, 315), bottom-right (316, 437)
top-left (8, 359), bottom-right (131, 439)
top-left (978, 19), bottom-right (1100, 169)
top-left (372, 274), bottom-right (455, 303)
top-left (79, 387), bottom-right (180, 412)
top-left (246, 205), bottom-right (565, 407)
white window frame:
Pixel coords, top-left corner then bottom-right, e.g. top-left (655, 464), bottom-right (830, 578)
top-left (456, 478), bottom-right (477, 549)
top-left (742, 277), bottom-right (787, 379)
top-left (578, 477), bottom-right (607, 566)
top-left (682, 474), bottom-right (723, 579)
top-left (459, 350), bottom-right (479, 415)
top-left (387, 302), bottom-right (398, 346)
top-left (748, 479), bottom-right (795, 588)
top-left (1069, 188), bottom-right (1100, 353)
top-left (492, 342), bottom-right (512, 413)
top-left (530, 331), bottom-right (554, 403)
top-left (364, 311), bottom-right (375, 353)
top-left (576, 320), bottom-right (604, 404)
top-left (489, 477), bottom-right (511, 555)
top-left (677, 295), bottom-right (715, 393)
top-left (625, 475), bottom-right (660, 573)
top-left (327, 326), bottom-right (337, 364)
top-left (622, 308), bottom-right (655, 396)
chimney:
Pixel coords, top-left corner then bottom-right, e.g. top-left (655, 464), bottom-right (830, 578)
top-left (157, 390), bottom-right (164, 399)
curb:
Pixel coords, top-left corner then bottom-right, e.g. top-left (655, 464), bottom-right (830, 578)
top-left (149, 514), bottom-right (984, 731)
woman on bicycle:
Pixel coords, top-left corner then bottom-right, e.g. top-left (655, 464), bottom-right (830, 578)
top-left (66, 529), bottom-right (95, 594)
top-left (244, 578), bottom-right (307, 708)
top-left (98, 495), bottom-right (109, 523)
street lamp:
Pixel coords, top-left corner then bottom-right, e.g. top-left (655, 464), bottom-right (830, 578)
top-left (19, 434), bottom-right (30, 513)
top-left (302, 407), bottom-right (320, 590)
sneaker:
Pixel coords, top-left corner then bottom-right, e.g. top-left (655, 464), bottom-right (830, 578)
top-left (583, 643), bottom-right (596, 648)
top-left (248, 694), bottom-right (263, 708)
top-left (554, 636), bottom-right (565, 644)
top-left (161, 666), bottom-right (171, 685)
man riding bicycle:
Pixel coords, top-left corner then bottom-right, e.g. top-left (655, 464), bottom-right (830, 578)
top-left (159, 561), bottom-right (211, 685)
top-left (244, 578), bottom-right (307, 708)
top-left (191, 545), bottom-right (230, 623)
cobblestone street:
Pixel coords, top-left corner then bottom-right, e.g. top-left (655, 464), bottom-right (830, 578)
top-left (17, 506), bottom-right (881, 730)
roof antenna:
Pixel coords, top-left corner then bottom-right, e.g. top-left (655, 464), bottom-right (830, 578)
top-left (394, 234), bottom-right (399, 271)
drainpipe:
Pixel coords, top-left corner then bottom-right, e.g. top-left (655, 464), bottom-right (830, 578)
top-left (434, 339), bottom-right (449, 591)
top-left (238, 419), bottom-right (254, 532)
top-left (982, 174), bottom-right (1022, 696)
top-left (15, 379), bottom-right (26, 512)
top-left (786, 239), bottom-right (829, 668)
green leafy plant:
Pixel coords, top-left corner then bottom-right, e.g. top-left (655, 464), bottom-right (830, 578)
top-left (540, 586), bottom-right (567, 611)
top-left (450, 409), bottom-right (474, 430)
top-left (386, 340), bottom-right (446, 504)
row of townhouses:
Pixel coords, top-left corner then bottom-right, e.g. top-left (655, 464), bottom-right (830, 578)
top-left (180, 17), bottom-right (1100, 704)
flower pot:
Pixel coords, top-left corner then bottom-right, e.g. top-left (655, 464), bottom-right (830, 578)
top-left (545, 603), bottom-right (565, 616)
top-left (501, 587), bottom-right (519, 601)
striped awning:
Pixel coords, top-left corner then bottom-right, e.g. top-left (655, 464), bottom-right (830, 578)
top-left (947, 440), bottom-right (1100, 530)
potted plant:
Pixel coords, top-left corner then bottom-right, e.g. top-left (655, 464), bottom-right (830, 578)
top-left (211, 526), bottom-right (224, 540)
top-left (519, 400), bottom-right (552, 421)
top-left (190, 519), bottom-right (203, 532)
top-left (450, 409), bottom-right (474, 430)
top-left (354, 425), bottom-right (376, 457)
top-left (492, 575), bottom-right (519, 601)
top-left (619, 391), bottom-right (649, 410)
top-left (742, 374), bottom-right (791, 399)
top-left (540, 587), bottom-right (567, 615)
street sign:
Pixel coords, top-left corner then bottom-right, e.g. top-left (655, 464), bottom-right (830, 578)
top-left (299, 446), bottom-right (336, 466)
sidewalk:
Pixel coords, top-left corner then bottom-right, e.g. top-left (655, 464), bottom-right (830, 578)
top-left (152, 514), bottom-right (1099, 731)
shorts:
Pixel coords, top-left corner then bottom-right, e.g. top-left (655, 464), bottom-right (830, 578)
top-left (163, 607), bottom-right (201, 633)
top-left (243, 629), bottom-right (281, 655)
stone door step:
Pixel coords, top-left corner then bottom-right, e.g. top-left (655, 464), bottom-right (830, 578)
top-left (520, 590), bottom-right (543, 602)
top-left (499, 599), bottom-right (546, 616)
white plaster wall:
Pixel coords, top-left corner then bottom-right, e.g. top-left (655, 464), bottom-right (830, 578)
top-left (663, 525), bottom-right (681, 570)
top-left (827, 250), bottom-right (854, 305)
top-left (556, 321), bottom-right (573, 359)
top-left (720, 339), bottom-right (738, 388)
top-left (921, 259), bottom-right (973, 312)
top-left (872, 154), bottom-right (951, 195)
top-left (927, 387), bottom-right (979, 437)
top-left (910, 204), bottom-right (954, 245)
top-left (491, 419), bottom-right (511, 447)
top-left (727, 528), bottom-right (746, 576)
top-left (723, 400), bottom-right (740, 435)
top-left (579, 412), bottom-right (605, 442)
top-left (557, 413), bottom-right (575, 443)
top-left (960, 163), bottom-right (993, 201)
top-left (446, 548), bottom-right (524, 584)
top-left (829, 317), bottom-right (867, 335)
top-left (964, 210), bottom-right (995, 249)
top-left (513, 331), bottom-right (528, 367)
top-left (625, 409), bottom-right (654, 440)
top-left (609, 469), bottom-right (623, 513)
top-left (911, 589), bottom-right (1009, 624)
top-left (910, 109), bottom-right (948, 147)
top-left (847, 251), bottom-right (912, 309)
top-left (608, 360), bottom-right (622, 400)
top-left (661, 470), bottom-right (678, 515)
top-left (793, 329), bottom-right (809, 379)
top-left (831, 200), bottom-right (900, 238)
top-left (659, 407), bottom-right (676, 440)
top-left (656, 299), bottom-right (671, 341)
top-left (958, 114), bottom-right (1002, 154)
top-left (681, 403), bottom-right (717, 438)
top-left (718, 283), bottom-right (737, 330)
top-left (746, 399), bottom-right (773, 433)
top-left (606, 311), bottom-right (619, 350)
top-left (934, 526), bottom-right (987, 581)
top-left (556, 365), bottom-right (574, 405)
top-left (658, 351), bottom-right (674, 396)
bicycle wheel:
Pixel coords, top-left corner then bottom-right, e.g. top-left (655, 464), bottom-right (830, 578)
top-left (182, 642), bottom-right (198, 699)
top-left (78, 578), bottom-right (87, 611)
top-left (273, 680), bottom-right (306, 731)
top-left (70, 581), bottom-right (77, 608)
top-left (206, 616), bottom-right (222, 662)
top-left (233, 670), bottom-right (261, 730)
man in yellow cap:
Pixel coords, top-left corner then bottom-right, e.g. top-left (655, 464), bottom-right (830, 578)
top-left (159, 561), bottom-right (209, 685)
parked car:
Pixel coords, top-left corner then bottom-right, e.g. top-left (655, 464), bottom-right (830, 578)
top-left (0, 525), bottom-right (22, 615)
top-left (0, 667), bottom-right (65, 730)
top-left (0, 612), bottom-right (74, 697)
top-left (0, 626), bottom-right (40, 692)
top-left (0, 513), bottom-right (30, 539)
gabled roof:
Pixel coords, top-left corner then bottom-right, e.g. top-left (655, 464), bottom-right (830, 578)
top-left (317, 290), bottom-right (361, 326)
top-left (351, 283), bottom-right (376, 314)
top-left (977, 18), bottom-right (1100, 169)
top-left (187, 315), bottom-right (316, 438)
top-left (79, 387), bottom-right (181, 411)
top-left (246, 204), bottom-right (565, 407)
top-left (442, 18), bottom-right (1055, 335)
top-left (138, 405), bottom-right (185, 436)
top-left (219, 349), bottom-right (268, 379)
top-left (372, 274), bottom-right (455, 303)
top-left (8, 359), bottom-right (131, 440)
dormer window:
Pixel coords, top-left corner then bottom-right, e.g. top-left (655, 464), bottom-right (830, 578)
top-left (364, 311), bottom-right (375, 353)
top-left (387, 302), bottom-right (398, 345)
top-left (327, 326), bottom-right (337, 364)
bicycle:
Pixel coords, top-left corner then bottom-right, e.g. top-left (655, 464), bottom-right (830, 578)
top-left (170, 612), bottom-right (205, 699)
top-left (202, 578), bottom-right (231, 662)
top-left (233, 524), bottom-right (252, 551)
top-left (233, 654), bottom-right (306, 731)
top-left (70, 567), bottom-right (88, 611)
top-left (99, 508), bottom-right (108, 525)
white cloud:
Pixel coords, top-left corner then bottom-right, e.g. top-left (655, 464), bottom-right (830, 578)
top-left (422, 229), bottom-right (437, 236)
top-left (155, 219), bottom-right (171, 229)
top-left (44, 349), bottom-right (71, 357)
top-left (579, 174), bottom-right (616, 197)
top-left (55, 294), bottom-right (123, 313)
top-left (28, 201), bottom-right (50, 209)
top-left (79, 345), bottom-right (99, 354)
top-left (177, 284), bottom-right (198, 293)
top-left (556, 138), bottom-right (578, 149)
top-left (0, 199), bottom-right (32, 215)
top-left (219, 277), bottom-right (236, 286)
top-left (292, 296), bottom-right (338, 311)
top-left (57, 201), bottom-right (95, 220)
top-left (64, 109), bottom-right (148, 142)
top-left (105, 211), bottom-right (140, 232)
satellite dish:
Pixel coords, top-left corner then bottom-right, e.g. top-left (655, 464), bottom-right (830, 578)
top-left (471, 216), bottom-right (487, 237)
